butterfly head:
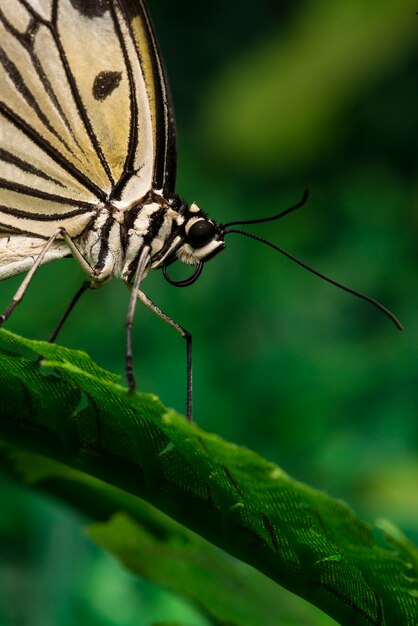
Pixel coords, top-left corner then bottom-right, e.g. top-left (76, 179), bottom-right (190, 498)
top-left (157, 201), bottom-right (225, 287)
top-left (157, 190), bottom-right (402, 331)
top-left (176, 203), bottom-right (225, 264)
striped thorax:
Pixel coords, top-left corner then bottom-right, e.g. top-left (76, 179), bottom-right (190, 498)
top-left (76, 193), bottom-right (225, 284)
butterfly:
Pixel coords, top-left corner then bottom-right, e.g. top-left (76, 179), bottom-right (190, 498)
top-left (0, 0), bottom-right (402, 421)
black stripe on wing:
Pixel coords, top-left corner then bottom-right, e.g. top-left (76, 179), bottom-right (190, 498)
top-left (0, 101), bottom-right (107, 201)
top-left (0, 177), bottom-right (98, 209)
top-left (0, 220), bottom-right (69, 238)
top-left (108, 1), bottom-right (139, 201)
top-left (0, 203), bottom-right (94, 222)
top-left (123, 0), bottom-right (177, 195)
top-left (18, 0), bottom-right (115, 189)
top-left (0, 148), bottom-right (66, 188)
top-left (0, 8), bottom-right (84, 156)
top-left (50, 0), bottom-right (116, 188)
top-left (140, 1), bottom-right (177, 195)
top-left (0, 45), bottom-right (77, 160)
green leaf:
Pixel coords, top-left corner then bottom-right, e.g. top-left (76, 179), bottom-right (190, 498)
top-left (0, 450), bottom-right (331, 626)
top-left (0, 328), bottom-right (416, 626)
top-left (88, 512), bottom-right (335, 626)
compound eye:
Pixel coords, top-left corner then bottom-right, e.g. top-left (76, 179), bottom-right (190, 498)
top-left (187, 220), bottom-right (217, 248)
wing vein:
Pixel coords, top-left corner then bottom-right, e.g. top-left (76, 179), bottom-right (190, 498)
top-left (0, 203), bottom-right (94, 222)
top-left (0, 147), bottom-right (66, 188)
top-left (0, 44), bottom-right (77, 160)
top-left (0, 101), bottom-right (106, 201)
top-left (18, 0), bottom-right (116, 190)
top-left (136, 0), bottom-right (176, 193)
top-left (0, 9), bottom-right (85, 156)
top-left (50, 0), bottom-right (115, 189)
top-left (108, 1), bottom-right (138, 200)
top-left (0, 177), bottom-right (98, 209)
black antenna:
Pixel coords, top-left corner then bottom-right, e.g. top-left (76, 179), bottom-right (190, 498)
top-left (221, 189), bottom-right (309, 229)
top-left (223, 228), bottom-right (403, 331)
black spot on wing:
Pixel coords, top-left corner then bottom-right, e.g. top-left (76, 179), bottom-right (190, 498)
top-left (69, 0), bottom-right (109, 19)
top-left (92, 71), bottom-right (122, 102)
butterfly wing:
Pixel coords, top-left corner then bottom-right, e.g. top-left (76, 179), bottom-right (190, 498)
top-left (0, 0), bottom-right (176, 276)
top-left (124, 0), bottom-right (177, 196)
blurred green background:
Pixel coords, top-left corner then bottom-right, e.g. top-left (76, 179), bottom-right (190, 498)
top-left (0, 0), bottom-right (417, 624)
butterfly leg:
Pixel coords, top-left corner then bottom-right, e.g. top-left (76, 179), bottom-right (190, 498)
top-left (34, 281), bottom-right (91, 365)
top-left (60, 230), bottom-right (98, 281)
top-left (0, 228), bottom-right (97, 326)
top-left (43, 230), bottom-right (107, 343)
top-left (0, 229), bottom-right (67, 324)
top-left (46, 281), bottom-right (90, 345)
top-left (137, 289), bottom-right (193, 422)
top-left (125, 246), bottom-right (151, 393)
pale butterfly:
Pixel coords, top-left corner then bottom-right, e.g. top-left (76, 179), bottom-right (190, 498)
top-left (0, 0), bottom-right (402, 420)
